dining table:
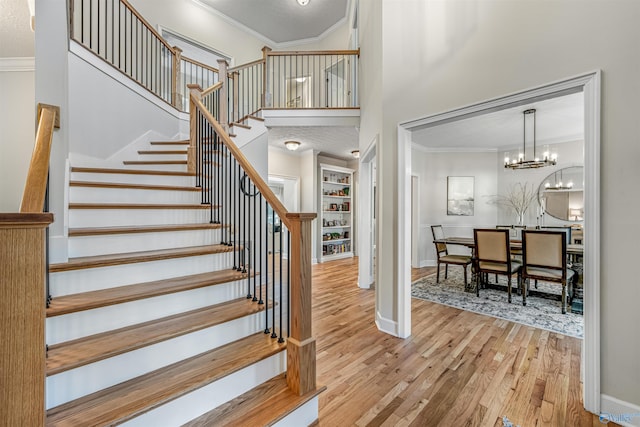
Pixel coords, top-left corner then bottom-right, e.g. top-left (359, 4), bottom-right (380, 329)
top-left (433, 237), bottom-right (584, 292)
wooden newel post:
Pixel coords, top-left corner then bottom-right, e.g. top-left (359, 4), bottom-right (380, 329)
top-left (285, 213), bottom-right (317, 395)
top-left (187, 84), bottom-right (202, 175)
top-left (217, 59), bottom-right (229, 131)
top-left (171, 46), bottom-right (183, 110)
top-left (0, 213), bottom-right (54, 426)
top-left (261, 46), bottom-right (272, 108)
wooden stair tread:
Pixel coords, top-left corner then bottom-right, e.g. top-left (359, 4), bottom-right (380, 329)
top-left (69, 181), bottom-right (199, 192)
top-left (46, 298), bottom-right (265, 375)
top-left (137, 150), bottom-right (188, 155)
top-left (47, 269), bottom-right (247, 317)
top-left (68, 223), bottom-right (222, 237)
top-left (49, 244), bottom-right (235, 272)
top-left (45, 333), bottom-right (286, 427)
top-left (183, 374), bottom-right (325, 427)
top-left (229, 122), bottom-right (251, 130)
top-left (68, 202), bottom-right (212, 209)
top-left (149, 140), bottom-right (189, 145)
top-left (71, 166), bottom-right (195, 176)
top-left (123, 160), bottom-right (187, 165)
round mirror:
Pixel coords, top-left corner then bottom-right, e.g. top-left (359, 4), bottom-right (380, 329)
top-left (538, 166), bottom-right (584, 221)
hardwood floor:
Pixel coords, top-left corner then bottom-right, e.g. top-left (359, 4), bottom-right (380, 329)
top-left (313, 257), bottom-right (610, 427)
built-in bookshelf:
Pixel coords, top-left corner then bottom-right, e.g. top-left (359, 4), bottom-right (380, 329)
top-left (320, 164), bottom-right (354, 262)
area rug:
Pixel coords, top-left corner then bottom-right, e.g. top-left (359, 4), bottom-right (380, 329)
top-left (411, 269), bottom-right (583, 338)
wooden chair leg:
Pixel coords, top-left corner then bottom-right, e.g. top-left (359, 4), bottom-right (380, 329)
top-left (522, 277), bottom-right (527, 306)
top-left (507, 276), bottom-right (512, 303)
top-left (444, 265), bottom-right (448, 279)
top-left (463, 265), bottom-right (467, 286)
top-left (436, 263), bottom-right (441, 283)
top-left (561, 282), bottom-right (567, 314)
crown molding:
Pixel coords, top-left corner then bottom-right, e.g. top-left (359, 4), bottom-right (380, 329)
top-left (0, 57), bottom-right (35, 72)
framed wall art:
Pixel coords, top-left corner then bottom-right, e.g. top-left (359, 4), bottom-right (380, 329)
top-left (447, 176), bottom-right (474, 216)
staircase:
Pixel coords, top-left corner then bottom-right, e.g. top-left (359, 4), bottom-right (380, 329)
top-left (45, 135), bottom-right (322, 426)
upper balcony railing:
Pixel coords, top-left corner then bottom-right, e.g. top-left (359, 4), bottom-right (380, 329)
top-left (69, 0), bottom-right (359, 120)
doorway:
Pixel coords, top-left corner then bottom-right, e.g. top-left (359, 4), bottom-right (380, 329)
top-left (397, 72), bottom-right (601, 413)
top-left (358, 136), bottom-right (377, 289)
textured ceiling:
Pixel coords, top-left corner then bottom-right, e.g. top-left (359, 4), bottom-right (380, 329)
top-left (412, 92), bottom-right (584, 151)
top-left (0, 0), bottom-right (34, 57)
top-left (196, 0), bottom-right (349, 44)
top-left (267, 125), bottom-right (359, 160)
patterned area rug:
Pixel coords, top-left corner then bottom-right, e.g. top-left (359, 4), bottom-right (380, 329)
top-left (411, 269), bottom-right (583, 338)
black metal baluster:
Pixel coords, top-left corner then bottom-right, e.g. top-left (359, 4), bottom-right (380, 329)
top-left (287, 229), bottom-right (291, 337)
top-left (259, 193), bottom-right (264, 305)
top-left (246, 176), bottom-right (251, 299)
top-left (243, 173), bottom-right (248, 274)
top-left (253, 181), bottom-right (258, 302)
top-left (264, 198), bottom-right (269, 334)
top-left (271, 211), bottom-right (277, 339)
top-left (278, 221), bottom-right (284, 343)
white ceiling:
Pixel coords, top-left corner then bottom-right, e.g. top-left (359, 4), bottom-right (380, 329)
top-left (267, 125), bottom-right (359, 160)
top-left (412, 91), bottom-right (584, 151)
top-left (196, 0), bottom-right (350, 45)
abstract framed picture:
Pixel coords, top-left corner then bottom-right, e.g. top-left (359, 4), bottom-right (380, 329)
top-left (447, 176), bottom-right (474, 216)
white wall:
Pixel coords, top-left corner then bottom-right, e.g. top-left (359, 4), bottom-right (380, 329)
top-left (363, 0), bottom-right (640, 411)
top-left (0, 68), bottom-right (35, 212)
top-left (67, 52), bottom-right (184, 161)
top-left (411, 149), bottom-right (497, 266)
top-left (129, 0), bottom-right (269, 65)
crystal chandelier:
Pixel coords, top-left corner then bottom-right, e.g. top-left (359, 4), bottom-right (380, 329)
top-left (504, 109), bottom-right (557, 170)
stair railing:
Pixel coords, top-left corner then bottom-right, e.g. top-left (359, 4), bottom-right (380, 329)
top-left (189, 83), bottom-right (317, 396)
top-left (227, 57), bottom-right (265, 124)
top-left (69, 0), bottom-right (183, 108)
top-left (0, 104), bottom-right (57, 425)
top-left (264, 48), bottom-right (360, 109)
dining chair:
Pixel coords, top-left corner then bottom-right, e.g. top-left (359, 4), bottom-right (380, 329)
top-left (521, 230), bottom-right (575, 314)
top-left (473, 228), bottom-right (521, 303)
top-left (431, 225), bottom-right (472, 286)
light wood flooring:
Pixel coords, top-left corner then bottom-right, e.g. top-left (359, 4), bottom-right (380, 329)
top-left (313, 257), bottom-right (611, 427)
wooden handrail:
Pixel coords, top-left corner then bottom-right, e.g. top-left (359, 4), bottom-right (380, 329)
top-left (190, 94), bottom-right (292, 228)
top-left (20, 104), bottom-right (58, 213)
top-left (120, 0), bottom-right (175, 53)
top-left (227, 58), bottom-right (265, 74)
top-left (182, 55), bottom-right (220, 74)
top-left (201, 81), bottom-right (223, 97)
top-left (267, 49), bottom-right (360, 56)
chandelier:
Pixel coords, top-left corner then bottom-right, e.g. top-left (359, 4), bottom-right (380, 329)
top-left (544, 170), bottom-right (573, 190)
top-left (504, 108), bottom-right (557, 170)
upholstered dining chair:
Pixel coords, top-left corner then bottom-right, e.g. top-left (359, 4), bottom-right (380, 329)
top-left (431, 225), bottom-right (472, 286)
top-left (521, 230), bottom-right (575, 314)
top-left (473, 228), bottom-right (522, 303)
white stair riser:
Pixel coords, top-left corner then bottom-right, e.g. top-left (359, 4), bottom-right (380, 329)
top-left (50, 252), bottom-right (238, 296)
top-left (273, 397), bottom-right (320, 427)
top-left (69, 186), bottom-right (201, 204)
top-left (68, 229), bottom-right (222, 257)
top-left (122, 353), bottom-right (286, 427)
top-left (47, 279), bottom-right (251, 344)
top-left (69, 208), bottom-right (213, 227)
top-left (46, 314), bottom-right (269, 409)
top-left (135, 153), bottom-right (187, 161)
top-left (122, 163), bottom-right (188, 171)
top-left (71, 172), bottom-right (195, 186)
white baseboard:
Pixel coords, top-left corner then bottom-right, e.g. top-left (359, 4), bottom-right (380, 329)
top-left (416, 260), bottom-right (436, 268)
top-left (600, 394), bottom-right (640, 426)
top-left (375, 311), bottom-right (398, 337)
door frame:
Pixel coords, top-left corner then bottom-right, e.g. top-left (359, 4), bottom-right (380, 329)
top-left (397, 71), bottom-right (601, 413)
top-left (358, 136), bottom-right (377, 289)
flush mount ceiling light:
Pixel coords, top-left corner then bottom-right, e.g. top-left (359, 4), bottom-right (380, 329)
top-left (284, 140), bottom-right (301, 151)
top-left (351, 150), bottom-right (360, 159)
top-left (297, 0), bottom-right (310, 5)
top-left (504, 108), bottom-right (557, 170)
